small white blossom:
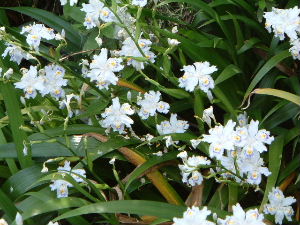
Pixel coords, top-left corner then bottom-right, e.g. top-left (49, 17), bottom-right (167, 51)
top-left (173, 206), bottom-right (215, 225)
top-left (14, 66), bottom-right (44, 99)
top-left (202, 120), bottom-right (236, 159)
top-left (109, 158), bottom-right (116, 165)
top-left (50, 161), bottom-right (86, 198)
top-left (264, 187), bottom-right (296, 224)
top-left (2, 43), bottom-right (34, 64)
top-left (237, 112), bottom-right (248, 127)
top-left (190, 139), bottom-right (201, 149)
top-left (167, 38), bottom-right (180, 46)
top-left (202, 106), bottom-right (216, 127)
top-left (15, 212), bottom-right (23, 225)
top-left (179, 62), bottom-right (217, 99)
top-left (60, 0), bottom-right (78, 6)
top-left (132, 0), bottom-right (147, 7)
top-left (137, 91), bottom-right (169, 119)
top-left (163, 135), bottom-right (175, 148)
top-left (157, 114), bottom-right (189, 135)
top-left (153, 151), bottom-right (163, 156)
top-left (87, 48), bottom-right (123, 90)
top-left (47, 222), bottom-right (59, 225)
top-left (21, 23), bottom-right (57, 50)
top-left (95, 37), bottom-right (103, 46)
top-left (217, 203), bottom-right (266, 225)
top-left (0, 219), bottom-right (8, 225)
top-left (172, 26), bottom-right (178, 33)
top-left (3, 68), bottom-right (13, 79)
top-left (120, 37), bottom-right (156, 70)
top-left (59, 94), bottom-right (80, 118)
top-left (264, 7), bottom-right (300, 41)
top-left (101, 97), bottom-right (134, 134)
top-left (289, 38), bottom-right (300, 60)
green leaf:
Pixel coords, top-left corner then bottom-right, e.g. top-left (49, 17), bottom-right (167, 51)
top-left (252, 88), bottom-right (300, 106)
top-left (215, 64), bottom-right (242, 85)
top-left (4, 7), bottom-right (82, 48)
top-left (243, 50), bottom-right (291, 104)
top-left (125, 151), bottom-right (178, 190)
top-left (0, 188), bottom-right (18, 223)
top-left (259, 136), bottom-right (284, 212)
top-left (1, 83), bottom-right (32, 168)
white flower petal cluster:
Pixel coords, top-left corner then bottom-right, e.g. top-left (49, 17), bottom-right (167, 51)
top-left (179, 62), bottom-right (217, 98)
top-left (202, 113), bottom-right (273, 185)
top-left (81, 0), bottom-right (115, 29)
top-left (264, 7), bottom-right (300, 41)
top-left (156, 114), bottom-right (189, 135)
top-left (20, 23), bottom-right (60, 50)
top-left (59, 94), bottom-right (80, 118)
top-left (202, 120), bottom-right (236, 159)
top-left (218, 203), bottom-right (266, 225)
top-left (2, 43), bottom-right (34, 65)
top-left (120, 37), bottom-right (156, 70)
top-left (132, 0), bottom-right (147, 7)
top-left (101, 97), bottom-right (134, 134)
top-left (137, 90), bottom-right (169, 119)
top-left (0, 218), bottom-right (8, 225)
top-left (167, 38), bottom-right (180, 46)
top-left (289, 38), bottom-right (300, 60)
top-left (173, 206), bottom-right (215, 225)
top-left (178, 151), bottom-right (211, 186)
top-left (86, 48), bottom-right (124, 90)
top-left (14, 64), bottom-right (68, 99)
top-left (264, 187), bottom-right (296, 224)
top-left (50, 161), bottom-right (86, 198)
top-left (59, 0), bottom-right (78, 6)
top-left (202, 106), bottom-right (216, 128)
top-left (14, 66), bottom-right (44, 99)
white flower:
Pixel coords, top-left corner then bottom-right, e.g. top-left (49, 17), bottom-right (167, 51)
top-left (14, 66), bottom-right (44, 99)
top-left (3, 68), bottom-right (13, 79)
top-left (70, 0), bottom-right (78, 6)
top-left (173, 206), bottom-right (215, 225)
top-left (81, 0), bottom-right (105, 29)
top-left (47, 222), bottom-right (59, 225)
top-left (157, 114), bottom-right (189, 135)
top-left (234, 120), bottom-right (274, 153)
top-left (59, 94), bottom-right (80, 118)
top-left (2, 43), bottom-right (34, 65)
top-left (179, 62), bottom-right (217, 98)
top-left (120, 37), bottom-right (156, 70)
top-left (163, 135), bottom-right (175, 148)
top-left (153, 151), bottom-right (163, 156)
top-left (202, 106), bottom-right (216, 127)
top-left (137, 91), bottom-right (169, 119)
top-left (190, 139), bottom-right (201, 149)
top-left (59, 0), bottom-right (68, 5)
top-left (109, 157), bottom-right (116, 165)
top-left (167, 38), bottom-right (180, 46)
top-left (41, 64), bottom-right (68, 99)
top-left (101, 97), bottom-right (134, 134)
top-left (15, 212), bottom-right (23, 225)
top-left (289, 38), bottom-right (300, 60)
top-left (217, 203), bottom-right (266, 225)
top-left (172, 26), bottom-right (178, 33)
top-left (202, 120), bottom-right (236, 159)
top-left (0, 218), bottom-right (8, 225)
top-left (87, 48), bottom-right (123, 90)
top-left (237, 112), bottom-right (248, 127)
top-left (264, 187), bottom-right (296, 224)
top-left (178, 152), bottom-right (211, 186)
top-left (49, 161), bottom-right (86, 198)
top-left (132, 0), bottom-right (147, 7)
top-left (95, 37), bottom-right (103, 46)
top-left (21, 23), bottom-right (56, 50)
top-left (264, 7), bottom-right (300, 41)
top-left (237, 154), bottom-right (271, 185)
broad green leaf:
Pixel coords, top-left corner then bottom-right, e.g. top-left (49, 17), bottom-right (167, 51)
top-left (252, 88), bottom-right (300, 106)
top-left (0, 188), bottom-right (18, 223)
top-left (243, 50), bottom-right (291, 104)
top-left (215, 64), bottom-right (242, 85)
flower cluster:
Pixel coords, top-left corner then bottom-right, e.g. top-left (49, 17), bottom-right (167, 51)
top-left (157, 114), bottom-right (189, 135)
top-left (264, 187), bottom-right (296, 224)
top-left (173, 206), bottom-right (215, 225)
top-left (85, 48), bottom-right (124, 90)
top-left (15, 64), bottom-right (68, 99)
top-left (264, 7), bottom-right (300, 60)
top-left (2, 43), bottom-right (34, 65)
top-left (190, 113), bottom-right (274, 186)
top-left (21, 23), bottom-right (63, 51)
top-left (179, 62), bottom-right (217, 100)
top-left (50, 161), bottom-right (86, 198)
top-left (137, 90), bottom-right (169, 119)
top-left (81, 0), bottom-right (115, 29)
top-left (101, 97), bottom-right (135, 134)
top-left (177, 151), bottom-right (211, 186)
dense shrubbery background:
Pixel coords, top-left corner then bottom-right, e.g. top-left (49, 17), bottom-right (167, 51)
top-left (0, 0), bottom-right (299, 224)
